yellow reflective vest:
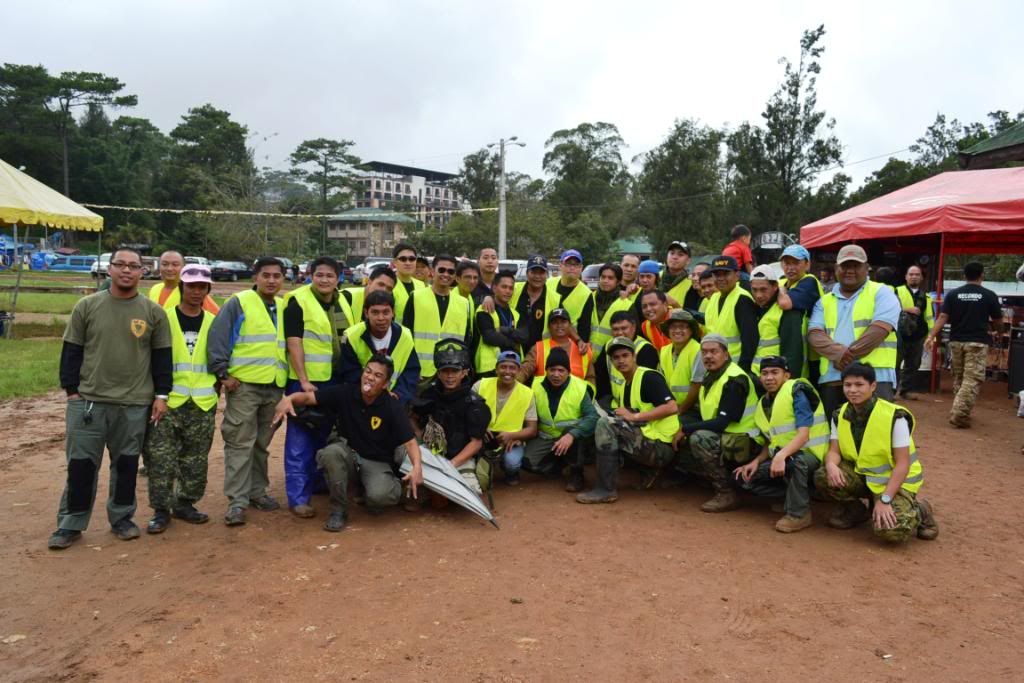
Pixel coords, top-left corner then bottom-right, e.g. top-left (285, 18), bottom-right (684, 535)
top-left (754, 378), bottom-right (828, 461)
top-left (623, 366), bottom-right (678, 444)
top-left (666, 274), bottom-right (692, 308)
top-left (392, 277), bottom-right (425, 320)
top-left (478, 378), bottom-right (533, 433)
top-left (474, 304), bottom-right (521, 374)
top-left (409, 287), bottom-right (472, 378)
top-left (543, 277), bottom-right (593, 338)
top-left (819, 280), bottom-right (898, 376)
top-left (894, 285), bottom-right (935, 331)
top-left (837, 399), bottom-right (923, 495)
top-left (168, 308), bottom-right (218, 411)
top-left (344, 321), bottom-right (416, 391)
top-left (534, 375), bottom-right (588, 438)
top-left (591, 295), bottom-right (634, 356)
top-left (704, 286), bottom-right (755, 359)
top-left (699, 362), bottom-right (761, 439)
top-left (659, 339), bottom-right (700, 405)
top-left (228, 290), bottom-right (287, 387)
top-left (752, 302), bottom-right (783, 375)
top-left (284, 285), bottom-right (352, 382)
top-left (608, 337), bottom-right (653, 406)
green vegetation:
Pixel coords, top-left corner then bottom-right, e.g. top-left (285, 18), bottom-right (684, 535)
top-left (0, 339), bottom-right (62, 399)
top-left (1, 292), bottom-right (83, 314)
top-left (10, 318), bottom-right (67, 338)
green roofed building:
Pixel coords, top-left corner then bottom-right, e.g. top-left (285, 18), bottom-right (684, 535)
top-left (326, 207), bottom-right (417, 259)
top-left (958, 121), bottom-right (1024, 170)
top-left (615, 238), bottom-right (654, 259)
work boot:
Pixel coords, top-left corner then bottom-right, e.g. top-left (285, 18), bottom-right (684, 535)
top-left (775, 512), bottom-right (813, 533)
top-left (250, 495), bottom-right (281, 511)
top-left (576, 451), bottom-right (619, 504)
top-left (47, 529), bottom-right (81, 550)
top-left (323, 511), bottom-right (347, 532)
top-left (826, 501), bottom-right (870, 529)
top-left (172, 505), bottom-right (209, 524)
top-left (565, 467), bottom-right (585, 493)
top-left (147, 509), bottom-right (171, 534)
top-left (224, 506), bottom-right (246, 526)
top-left (290, 504), bottom-right (316, 518)
top-left (916, 498), bottom-right (939, 540)
top-left (111, 518), bottom-right (141, 541)
top-left (948, 415), bottom-right (971, 429)
top-left (700, 490), bottom-right (740, 513)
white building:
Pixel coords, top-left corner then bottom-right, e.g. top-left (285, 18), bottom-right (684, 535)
top-left (352, 161), bottom-right (468, 230)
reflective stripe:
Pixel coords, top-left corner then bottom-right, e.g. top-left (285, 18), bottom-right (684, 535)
top-left (303, 353), bottom-right (333, 363)
top-left (670, 385), bottom-right (690, 394)
top-left (771, 422), bottom-right (796, 436)
top-left (903, 472), bottom-right (924, 484)
top-left (303, 330), bottom-right (333, 343)
top-left (417, 351), bottom-right (434, 361)
top-left (877, 341), bottom-right (898, 349)
top-left (860, 453), bottom-right (920, 474)
top-left (173, 363), bottom-right (193, 372)
top-left (238, 333), bottom-right (278, 343)
top-left (231, 356), bottom-right (278, 367)
top-left (414, 331), bottom-right (440, 340)
top-left (594, 326), bottom-right (612, 337)
top-left (741, 403), bottom-right (756, 418)
top-left (805, 434), bottom-right (830, 448)
top-left (722, 335), bottom-right (740, 343)
top-left (172, 385), bottom-right (217, 397)
top-left (757, 338), bottom-right (780, 347)
top-left (853, 319), bottom-right (871, 328)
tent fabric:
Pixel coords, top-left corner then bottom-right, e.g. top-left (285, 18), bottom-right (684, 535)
top-left (0, 157), bottom-right (103, 231)
top-left (800, 168), bottom-right (1024, 250)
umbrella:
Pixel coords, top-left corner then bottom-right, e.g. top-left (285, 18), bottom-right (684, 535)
top-left (400, 444), bottom-right (499, 529)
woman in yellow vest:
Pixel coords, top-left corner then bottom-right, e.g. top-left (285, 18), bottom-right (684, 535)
top-left (733, 356), bottom-right (829, 534)
top-left (472, 351), bottom-right (538, 487)
top-left (814, 363), bottom-right (938, 543)
top-left (142, 265), bottom-right (219, 534)
top-left (658, 309), bottom-right (703, 418)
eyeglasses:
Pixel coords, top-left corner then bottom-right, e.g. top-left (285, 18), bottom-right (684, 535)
top-left (435, 267), bottom-right (456, 275)
top-left (188, 268), bottom-right (212, 278)
top-left (110, 262), bottom-right (143, 271)
top-left (395, 256), bottom-right (417, 263)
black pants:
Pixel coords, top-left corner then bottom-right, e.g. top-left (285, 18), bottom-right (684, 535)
top-left (898, 336), bottom-right (925, 393)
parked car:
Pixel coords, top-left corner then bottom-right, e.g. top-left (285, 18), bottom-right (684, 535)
top-left (581, 263), bottom-right (602, 290)
top-left (48, 254), bottom-right (97, 273)
top-left (211, 260), bottom-right (255, 282)
top-left (90, 253), bottom-right (112, 278)
top-left (498, 259), bottom-right (527, 282)
top-left (184, 256), bottom-right (211, 267)
top-left (352, 257), bottom-right (391, 285)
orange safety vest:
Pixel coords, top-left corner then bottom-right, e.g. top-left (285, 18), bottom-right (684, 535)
top-left (641, 319), bottom-right (671, 350)
top-left (534, 339), bottom-right (592, 380)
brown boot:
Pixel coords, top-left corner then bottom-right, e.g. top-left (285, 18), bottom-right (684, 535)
top-left (916, 498), bottom-right (939, 540)
top-left (775, 512), bottom-right (813, 533)
top-left (700, 490), bottom-right (740, 513)
top-left (290, 504), bottom-right (315, 518)
top-left (827, 501), bottom-right (870, 529)
top-left (948, 415), bottom-right (971, 429)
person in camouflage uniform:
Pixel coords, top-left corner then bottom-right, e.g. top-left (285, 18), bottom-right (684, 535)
top-left (143, 265), bottom-right (218, 533)
top-left (814, 362), bottom-right (938, 543)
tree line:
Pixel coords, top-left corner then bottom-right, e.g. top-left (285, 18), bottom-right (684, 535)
top-left (1, 26), bottom-right (1020, 267)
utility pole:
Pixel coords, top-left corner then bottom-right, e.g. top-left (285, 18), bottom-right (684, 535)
top-left (488, 136), bottom-right (525, 260)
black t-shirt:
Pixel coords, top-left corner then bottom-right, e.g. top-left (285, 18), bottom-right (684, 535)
top-left (515, 286), bottom-right (547, 348)
top-left (284, 294), bottom-right (347, 339)
top-left (623, 370), bottom-right (673, 410)
top-left (941, 284), bottom-right (1003, 343)
top-left (414, 384), bottom-right (490, 459)
top-left (175, 307), bottom-right (204, 355)
top-left (315, 384), bottom-right (414, 463)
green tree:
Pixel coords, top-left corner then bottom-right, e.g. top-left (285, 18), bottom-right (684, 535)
top-left (0, 63), bottom-right (62, 189)
top-left (542, 122), bottom-right (629, 225)
top-left (289, 138), bottom-right (362, 252)
top-left (451, 148), bottom-right (499, 208)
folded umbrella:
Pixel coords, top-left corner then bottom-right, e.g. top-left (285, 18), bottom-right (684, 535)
top-left (401, 444), bottom-right (498, 529)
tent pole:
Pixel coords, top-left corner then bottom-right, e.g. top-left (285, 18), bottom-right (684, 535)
top-left (8, 223), bottom-right (27, 339)
top-left (931, 233), bottom-right (946, 394)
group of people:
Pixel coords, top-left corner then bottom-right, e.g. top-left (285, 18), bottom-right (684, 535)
top-left (48, 228), bottom-right (1004, 550)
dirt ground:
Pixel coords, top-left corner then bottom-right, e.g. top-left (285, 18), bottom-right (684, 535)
top-left (1, 380), bottom-right (1022, 682)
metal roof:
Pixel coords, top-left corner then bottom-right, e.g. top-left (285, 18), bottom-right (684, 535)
top-left (359, 161), bottom-right (457, 183)
top-left (325, 207), bottom-right (417, 224)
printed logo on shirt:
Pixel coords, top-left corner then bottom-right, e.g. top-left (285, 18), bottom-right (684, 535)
top-left (130, 319), bottom-right (148, 338)
top-left (370, 416), bottom-right (382, 430)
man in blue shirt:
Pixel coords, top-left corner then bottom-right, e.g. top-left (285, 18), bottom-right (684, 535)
top-left (807, 245), bottom-right (901, 417)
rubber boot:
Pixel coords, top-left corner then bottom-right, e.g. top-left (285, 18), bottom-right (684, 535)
top-left (575, 450), bottom-right (618, 504)
top-left (564, 466), bottom-right (585, 493)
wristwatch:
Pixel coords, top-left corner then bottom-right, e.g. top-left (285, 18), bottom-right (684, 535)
top-left (880, 493), bottom-right (893, 505)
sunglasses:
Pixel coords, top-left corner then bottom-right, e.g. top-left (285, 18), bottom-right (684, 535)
top-left (435, 267), bottom-right (456, 275)
top-left (395, 256), bottom-right (417, 263)
top-left (187, 268), bottom-right (212, 278)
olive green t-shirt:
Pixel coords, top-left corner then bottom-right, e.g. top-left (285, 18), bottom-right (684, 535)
top-left (63, 291), bottom-right (172, 405)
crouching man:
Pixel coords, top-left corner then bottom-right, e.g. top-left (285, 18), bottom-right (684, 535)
top-left (814, 362), bottom-right (938, 543)
top-left (733, 356), bottom-right (828, 533)
top-left (272, 356), bottom-right (423, 532)
top-left (472, 351), bottom-right (538, 486)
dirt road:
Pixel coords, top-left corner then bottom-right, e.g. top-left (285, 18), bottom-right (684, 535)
top-left (1, 382), bottom-right (1022, 682)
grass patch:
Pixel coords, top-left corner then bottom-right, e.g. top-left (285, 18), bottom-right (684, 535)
top-left (11, 318), bottom-right (67, 338)
top-left (0, 271), bottom-right (97, 289)
top-left (0, 338), bottom-right (62, 399)
top-left (0, 291), bottom-right (84, 314)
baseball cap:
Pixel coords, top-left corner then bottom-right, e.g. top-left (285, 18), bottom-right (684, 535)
top-left (548, 307), bottom-right (571, 322)
top-left (781, 245), bottom-right (811, 261)
top-left (606, 336), bottom-right (635, 354)
top-left (751, 264), bottom-right (780, 281)
top-left (710, 255), bottom-right (738, 272)
top-left (560, 249), bottom-right (583, 263)
top-left (638, 259), bottom-right (661, 275)
top-left (758, 355), bottom-right (789, 372)
top-left (180, 264), bottom-right (213, 285)
top-left (527, 254), bottom-right (548, 271)
top-left (668, 240), bottom-right (691, 255)
top-left (836, 244), bottom-right (868, 264)
top-left (496, 350), bottom-right (522, 367)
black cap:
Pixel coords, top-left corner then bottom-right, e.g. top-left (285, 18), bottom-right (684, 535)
top-left (548, 307), bottom-right (571, 322)
top-left (758, 355), bottom-right (789, 372)
top-left (527, 254), bottom-right (548, 271)
top-left (668, 240), bottom-right (691, 255)
top-left (710, 255), bottom-right (738, 272)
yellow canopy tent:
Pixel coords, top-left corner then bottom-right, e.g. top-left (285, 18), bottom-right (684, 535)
top-left (0, 157), bottom-right (104, 338)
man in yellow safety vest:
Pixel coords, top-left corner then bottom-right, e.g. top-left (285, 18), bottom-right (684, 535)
top-left (472, 351), bottom-right (538, 487)
top-left (403, 254), bottom-right (473, 382)
top-left (704, 255), bottom-right (759, 374)
top-left (148, 249), bottom-right (220, 314)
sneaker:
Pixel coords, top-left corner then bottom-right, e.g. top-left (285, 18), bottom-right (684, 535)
top-left (250, 495), bottom-right (281, 511)
top-left (565, 468), bottom-right (585, 493)
top-left (224, 506), bottom-right (246, 526)
top-left (147, 510), bottom-right (171, 534)
top-left (323, 511), bottom-right (347, 532)
top-left (575, 489), bottom-right (618, 504)
top-left (171, 505), bottom-right (209, 524)
top-left (826, 501), bottom-right (870, 529)
top-left (290, 504), bottom-right (316, 518)
top-left (504, 471), bottom-right (521, 486)
top-left (700, 490), bottom-right (740, 513)
top-left (775, 512), bottom-right (813, 533)
top-left (916, 498), bottom-right (939, 540)
top-left (47, 529), bottom-right (81, 550)
top-left (111, 518), bottom-right (141, 541)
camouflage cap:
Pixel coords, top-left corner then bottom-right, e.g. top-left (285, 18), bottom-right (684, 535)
top-left (606, 336), bottom-right (635, 355)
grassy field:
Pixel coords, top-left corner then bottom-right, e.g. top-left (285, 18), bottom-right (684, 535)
top-left (0, 338), bottom-right (62, 399)
top-left (0, 270), bottom-right (99, 289)
top-left (0, 291), bottom-right (83, 314)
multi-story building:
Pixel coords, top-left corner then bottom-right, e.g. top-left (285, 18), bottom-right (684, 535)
top-left (324, 207), bottom-right (415, 260)
top-left (351, 161), bottom-right (467, 230)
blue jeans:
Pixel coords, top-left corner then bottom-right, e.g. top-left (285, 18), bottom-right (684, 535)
top-left (283, 379), bottom-right (335, 507)
top-left (501, 444), bottom-right (526, 474)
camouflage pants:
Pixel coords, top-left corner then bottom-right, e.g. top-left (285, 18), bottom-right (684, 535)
top-left (595, 416), bottom-right (675, 469)
top-left (813, 459), bottom-right (920, 543)
top-left (143, 400), bottom-right (216, 511)
top-left (688, 430), bottom-right (757, 493)
top-left (949, 341), bottom-right (987, 424)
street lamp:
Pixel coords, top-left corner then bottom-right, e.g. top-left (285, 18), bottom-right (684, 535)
top-left (487, 136), bottom-right (526, 260)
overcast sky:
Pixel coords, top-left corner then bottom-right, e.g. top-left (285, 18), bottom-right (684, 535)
top-left (7, 1), bottom-right (1022, 189)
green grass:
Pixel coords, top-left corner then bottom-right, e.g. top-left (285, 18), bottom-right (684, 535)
top-left (10, 318), bottom-right (67, 338)
top-left (0, 338), bottom-right (62, 399)
top-left (0, 291), bottom-right (83, 314)
top-left (0, 270), bottom-right (97, 289)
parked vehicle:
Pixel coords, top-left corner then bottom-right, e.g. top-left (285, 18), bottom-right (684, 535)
top-left (90, 253), bottom-right (112, 278)
top-left (184, 256), bottom-right (211, 267)
top-left (47, 254), bottom-right (97, 273)
top-left (352, 257), bottom-right (391, 285)
top-left (211, 260), bottom-right (255, 282)
top-left (582, 263), bottom-right (602, 290)
top-left (498, 259), bottom-right (527, 282)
